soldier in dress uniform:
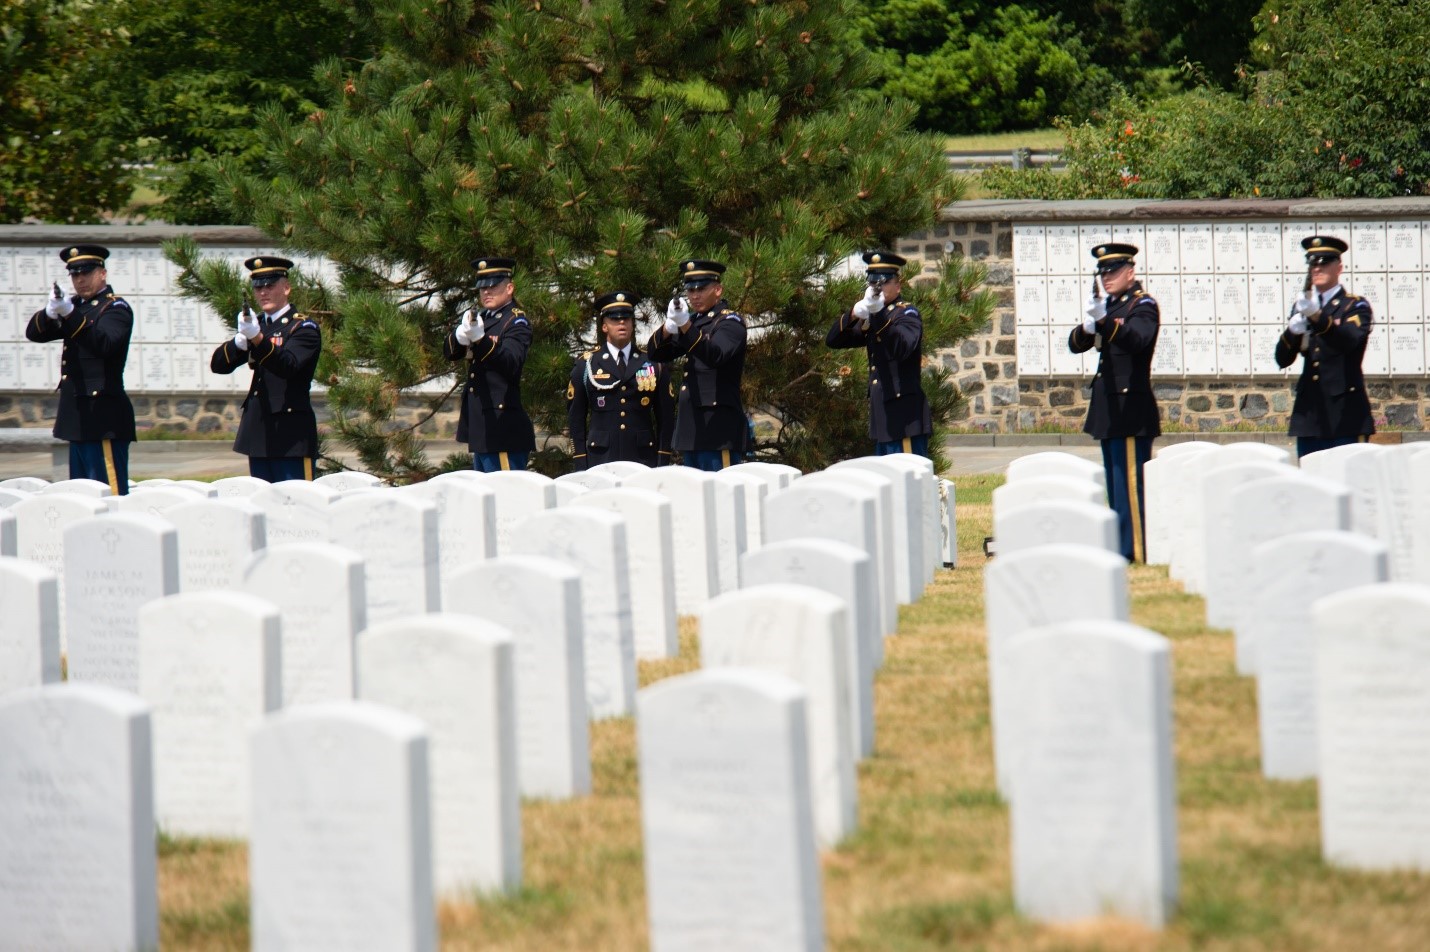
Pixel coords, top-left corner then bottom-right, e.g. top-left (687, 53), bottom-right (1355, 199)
top-left (444, 256), bottom-right (537, 472)
top-left (567, 291), bottom-right (674, 469)
top-left (26, 245), bottom-right (136, 494)
top-left (826, 250), bottom-right (932, 456)
top-left (210, 256), bottom-right (321, 482)
top-left (1068, 242), bottom-right (1161, 563)
top-left (1274, 235), bottom-right (1374, 458)
top-left (644, 259), bottom-right (747, 471)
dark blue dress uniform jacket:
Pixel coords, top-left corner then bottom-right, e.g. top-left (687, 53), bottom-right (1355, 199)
top-left (1067, 283), bottom-right (1161, 439)
top-left (210, 305), bottom-right (321, 457)
top-left (1273, 292), bottom-right (1374, 438)
top-left (443, 301), bottom-right (537, 453)
top-left (644, 300), bottom-right (747, 452)
top-left (567, 345), bottom-right (675, 468)
top-left (826, 298), bottom-right (932, 442)
top-left (26, 287), bottom-right (137, 442)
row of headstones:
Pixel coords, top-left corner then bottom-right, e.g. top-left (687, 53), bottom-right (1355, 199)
top-left (0, 456), bottom-right (959, 950)
top-left (985, 452), bottom-right (1120, 556)
top-left (981, 446), bottom-right (1430, 929)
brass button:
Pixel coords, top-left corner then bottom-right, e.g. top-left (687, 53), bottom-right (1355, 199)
top-left (1121, 388), bottom-right (1129, 394)
top-left (1350, 386), bottom-right (1357, 392)
top-left (620, 424), bottom-right (626, 430)
top-left (60, 375), bottom-right (66, 381)
top-left (681, 385), bottom-right (687, 391)
top-left (1312, 361), bottom-right (1320, 367)
top-left (1312, 375), bottom-right (1319, 381)
top-left (91, 390), bottom-right (98, 396)
top-left (620, 398), bottom-right (627, 404)
top-left (498, 403), bottom-right (504, 409)
top-left (286, 408), bottom-right (292, 413)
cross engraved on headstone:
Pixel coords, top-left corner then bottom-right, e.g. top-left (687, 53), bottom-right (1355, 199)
top-left (43, 505), bottom-right (60, 530)
top-left (803, 497), bottom-right (824, 520)
top-left (100, 527), bottom-right (122, 555)
top-left (783, 557), bottom-right (807, 580)
top-left (1036, 516), bottom-right (1058, 541)
top-left (284, 558), bottom-right (304, 577)
top-left (696, 689), bottom-right (723, 730)
top-left (199, 513), bottom-right (216, 534)
top-left (494, 574), bottom-right (514, 602)
top-left (36, 700), bottom-right (68, 747)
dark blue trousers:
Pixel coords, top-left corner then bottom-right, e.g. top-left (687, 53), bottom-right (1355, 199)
top-left (1296, 435), bottom-right (1368, 459)
top-left (474, 452), bottom-right (529, 473)
top-left (875, 435), bottom-right (930, 458)
top-left (70, 440), bottom-right (129, 495)
top-left (681, 449), bottom-right (738, 472)
top-left (1101, 435), bottom-right (1154, 563)
top-left (249, 456), bottom-right (315, 482)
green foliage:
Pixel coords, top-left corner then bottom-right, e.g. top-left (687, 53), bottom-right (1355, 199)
top-left (987, 0), bottom-right (1430, 199)
top-left (117, 0), bottom-right (378, 224)
top-left (0, 0), bottom-right (134, 222)
top-left (167, 0), bottom-right (986, 479)
top-left (857, 2), bottom-right (1116, 133)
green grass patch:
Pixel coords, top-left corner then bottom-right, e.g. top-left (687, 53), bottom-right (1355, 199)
top-left (944, 128), bottom-right (1064, 151)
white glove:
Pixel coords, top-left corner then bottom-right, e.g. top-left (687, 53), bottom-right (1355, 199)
top-left (454, 309), bottom-right (478, 346)
top-left (667, 296), bottom-right (691, 329)
top-left (852, 287), bottom-right (882, 326)
top-left (1082, 294), bottom-right (1105, 334)
top-left (237, 309), bottom-right (262, 340)
top-left (1292, 290), bottom-right (1321, 320)
top-left (1287, 313), bottom-right (1309, 336)
top-left (233, 332), bottom-right (249, 352)
top-left (46, 291), bottom-right (74, 320)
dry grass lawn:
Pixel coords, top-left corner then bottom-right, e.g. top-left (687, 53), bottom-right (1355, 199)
top-left (157, 474), bottom-right (1430, 950)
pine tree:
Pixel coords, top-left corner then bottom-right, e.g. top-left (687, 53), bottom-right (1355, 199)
top-left (168, 0), bottom-right (992, 478)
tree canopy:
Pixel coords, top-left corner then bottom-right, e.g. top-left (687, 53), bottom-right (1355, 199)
top-left (167, 0), bottom-right (993, 477)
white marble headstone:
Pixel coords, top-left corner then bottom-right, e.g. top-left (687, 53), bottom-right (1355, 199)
top-left (1218, 474), bottom-right (1350, 661)
top-left (41, 478), bottom-right (112, 497)
top-left (994, 500), bottom-right (1119, 557)
top-left (622, 467), bottom-right (720, 613)
top-left (1250, 532), bottom-right (1387, 780)
top-left (722, 460), bottom-right (800, 493)
top-left (210, 475), bottom-right (272, 498)
top-left (401, 478), bottom-right (497, 606)
top-left (0, 558), bottom-right (61, 695)
top-left (939, 477), bottom-right (958, 568)
top-left (358, 615), bottom-right (521, 896)
top-left (484, 470), bottom-right (556, 555)
top-left (138, 591), bottom-right (282, 838)
top-left (555, 470), bottom-right (619, 493)
top-left (1196, 460), bottom-right (1288, 602)
top-left (1144, 441), bottom-right (1218, 566)
top-left (708, 475), bottom-right (747, 595)
top-left (571, 487), bottom-right (679, 659)
top-left (993, 476), bottom-right (1106, 517)
top-left (713, 468), bottom-right (767, 552)
top-left (799, 469), bottom-right (898, 629)
top-left (985, 544), bottom-right (1129, 799)
top-left (250, 702), bottom-right (436, 952)
top-left (112, 484), bottom-right (204, 517)
top-left (0, 476), bottom-right (48, 493)
top-left (314, 471), bottom-right (383, 492)
top-left (1314, 583), bottom-right (1430, 870)
top-left (638, 670), bottom-right (824, 952)
top-left (830, 457), bottom-right (925, 605)
top-left (166, 497), bottom-right (267, 593)
top-left (1413, 450), bottom-right (1430, 586)
top-left (446, 556), bottom-right (590, 800)
top-left (1005, 451), bottom-right (1106, 489)
top-left (13, 492), bottom-right (108, 648)
top-left (1007, 621), bottom-right (1178, 927)
top-left (64, 513), bottom-right (179, 693)
top-left (764, 480), bottom-right (887, 636)
top-left (742, 535), bottom-right (880, 696)
top-left (0, 487), bottom-right (31, 509)
top-left (330, 493), bottom-right (441, 622)
top-left (700, 585), bottom-right (857, 847)
top-left (1172, 443), bottom-right (1290, 585)
top-left (510, 507), bottom-right (636, 720)
top-left (244, 543), bottom-right (364, 707)
top-left (251, 481), bottom-right (337, 546)
top-left (0, 683), bottom-right (158, 952)
top-left (586, 460), bottom-right (650, 482)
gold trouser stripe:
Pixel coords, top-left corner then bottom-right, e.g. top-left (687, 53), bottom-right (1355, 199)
top-left (720, 449), bottom-right (731, 470)
top-left (303, 458), bottom-right (314, 481)
top-left (902, 437), bottom-right (912, 454)
top-left (499, 452), bottom-right (511, 471)
top-left (101, 439), bottom-right (120, 496)
top-left (1125, 437), bottom-right (1144, 563)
